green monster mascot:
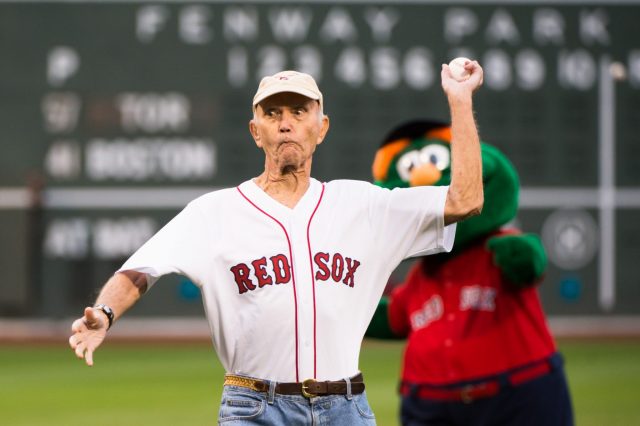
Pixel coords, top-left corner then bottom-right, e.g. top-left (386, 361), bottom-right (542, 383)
top-left (367, 120), bottom-right (574, 426)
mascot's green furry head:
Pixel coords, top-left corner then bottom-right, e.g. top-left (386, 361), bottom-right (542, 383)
top-left (372, 120), bottom-right (520, 247)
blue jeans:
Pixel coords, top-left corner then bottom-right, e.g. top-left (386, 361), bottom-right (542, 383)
top-left (218, 381), bottom-right (376, 425)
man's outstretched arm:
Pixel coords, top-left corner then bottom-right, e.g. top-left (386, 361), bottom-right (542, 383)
top-left (68, 270), bottom-right (147, 366)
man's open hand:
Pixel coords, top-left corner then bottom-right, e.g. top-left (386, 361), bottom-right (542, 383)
top-left (69, 306), bottom-right (108, 366)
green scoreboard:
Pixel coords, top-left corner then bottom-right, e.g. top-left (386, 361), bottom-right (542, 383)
top-left (1, 1), bottom-right (639, 319)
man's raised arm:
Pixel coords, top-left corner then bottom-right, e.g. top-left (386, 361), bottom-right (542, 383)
top-left (441, 59), bottom-right (484, 226)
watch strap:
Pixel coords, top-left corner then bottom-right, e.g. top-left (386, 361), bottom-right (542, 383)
top-left (94, 304), bottom-right (114, 329)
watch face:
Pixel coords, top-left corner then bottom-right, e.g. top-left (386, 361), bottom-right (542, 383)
top-left (95, 304), bottom-right (114, 328)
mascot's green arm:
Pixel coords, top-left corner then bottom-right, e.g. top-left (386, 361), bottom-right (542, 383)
top-left (486, 233), bottom-right (547, 288)
top-left (364, 296), bottom-right (404, 340)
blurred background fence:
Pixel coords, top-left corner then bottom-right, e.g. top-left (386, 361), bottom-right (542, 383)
top-left (1, 0), bottom-right (639, 338)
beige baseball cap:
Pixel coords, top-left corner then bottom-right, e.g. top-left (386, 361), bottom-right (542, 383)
top-left (252, 70), bottom-right (323, 111)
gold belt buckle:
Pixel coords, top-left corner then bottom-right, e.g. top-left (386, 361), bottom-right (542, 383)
top-left (301, 378), bottom-right (318, 398)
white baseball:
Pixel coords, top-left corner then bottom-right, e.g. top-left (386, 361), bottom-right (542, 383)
top-left (448, 57), bottom-right (471, 81)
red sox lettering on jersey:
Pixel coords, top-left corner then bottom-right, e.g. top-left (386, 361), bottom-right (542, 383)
top-left (118, 179), bottom-right (452, 382)
top-left (410, 295), bottom-right (443, 330)
top-left (460, 285), bottom-right (497, 311)
top-left (409, 286), bottom-right (496, 331)
top-left (230, 252), bottom-right (362, 294)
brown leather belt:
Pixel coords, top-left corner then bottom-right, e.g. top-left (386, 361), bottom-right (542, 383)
top-left (400, 356), bottom-right (555, 403)
top-left (224, 373), bottom-right (365, 398)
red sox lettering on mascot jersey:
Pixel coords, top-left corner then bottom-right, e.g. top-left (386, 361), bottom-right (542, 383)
top-left (409, 285), bottom-right (497, 331)
top-left (410, 295), bottom-right (443, 330)
top-left (460, 285), bottom-right (497, 311)
top-left (230, 252), bottom-right (362, 294)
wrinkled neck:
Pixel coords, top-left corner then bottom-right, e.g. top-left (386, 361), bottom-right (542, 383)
top-left (253, 170), bottom-right (311, 209)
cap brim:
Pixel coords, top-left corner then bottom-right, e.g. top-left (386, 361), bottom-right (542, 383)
top-left (253, 84), bottom-right (321, 108)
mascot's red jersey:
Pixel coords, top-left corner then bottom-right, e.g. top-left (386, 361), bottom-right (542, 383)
top-left (388, 230), bottom-right (556, 384)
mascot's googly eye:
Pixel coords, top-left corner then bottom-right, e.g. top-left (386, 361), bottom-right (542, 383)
top-left (419, 145), bottom-right (450, 171)
top-left (396, 150), bottom-right (421, 182)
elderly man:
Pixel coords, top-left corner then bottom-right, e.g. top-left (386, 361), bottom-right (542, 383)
top-left (69, 62), bottom-right (484, 425)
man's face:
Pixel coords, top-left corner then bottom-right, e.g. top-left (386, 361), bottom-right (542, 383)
top-left (250, 92), bottom-right (329, 172)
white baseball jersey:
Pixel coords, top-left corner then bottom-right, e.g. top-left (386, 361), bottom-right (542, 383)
top-left (119, 178), bottom-right (455, 382)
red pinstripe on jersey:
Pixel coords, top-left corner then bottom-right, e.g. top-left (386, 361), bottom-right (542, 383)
top-left (306, 183), bottom-right (325, 378)
top-left (236, 186), bottom-right (301, 381)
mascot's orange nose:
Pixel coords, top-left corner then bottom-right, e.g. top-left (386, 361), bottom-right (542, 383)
top-left (409, 163), bottom-right (441, 187)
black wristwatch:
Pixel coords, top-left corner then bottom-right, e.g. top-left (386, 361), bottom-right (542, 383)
top-left (94, 304), bottom-right (115, 330)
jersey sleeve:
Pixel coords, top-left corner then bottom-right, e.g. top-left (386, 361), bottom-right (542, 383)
top-left (117, 200), bottom-right (210, 288)
top-left (368, 184), bottom-right (456, 264)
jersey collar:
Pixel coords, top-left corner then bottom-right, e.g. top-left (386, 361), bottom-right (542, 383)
top-left (238, 177), bottom-right (323, 219)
